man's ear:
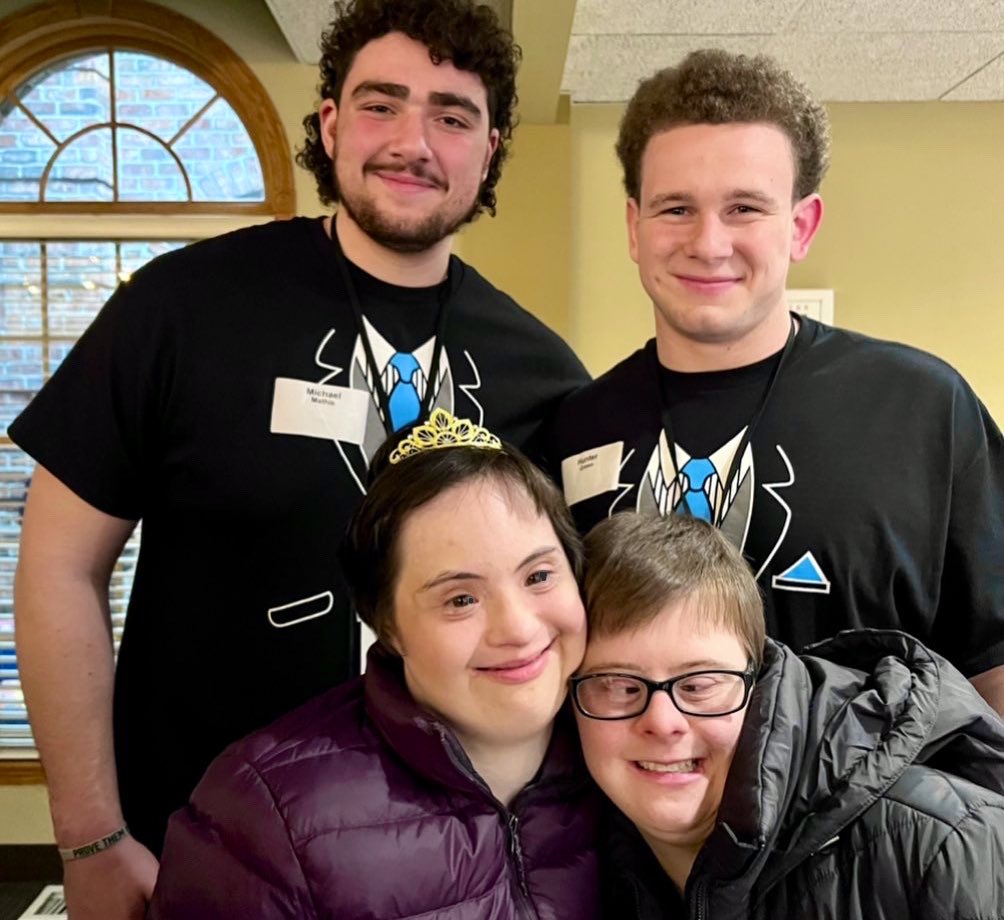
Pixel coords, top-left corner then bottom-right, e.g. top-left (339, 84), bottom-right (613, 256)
top-left (626, 197), bottom-right (641, 265)
top-left (482, 127), bottom-right (501, 182)
top-left (319, 98), bottom-right (338, 160)
top-left (791, 193), bottom-right (824, 263)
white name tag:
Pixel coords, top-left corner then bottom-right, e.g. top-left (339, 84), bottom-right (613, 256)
top-left (270, 377), bottom-right (369, 445)
top-left (561, 441), bottom-right (624, 506)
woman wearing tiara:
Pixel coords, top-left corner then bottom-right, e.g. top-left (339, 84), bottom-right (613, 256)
top-left (149, 410), bottom-right (599, 919)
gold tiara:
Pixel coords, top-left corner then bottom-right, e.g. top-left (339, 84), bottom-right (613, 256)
top-left (388, 408), bottom-right (502, 465)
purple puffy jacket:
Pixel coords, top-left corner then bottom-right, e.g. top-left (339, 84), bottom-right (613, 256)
top-left (149, 646), bottom-right (600, 919)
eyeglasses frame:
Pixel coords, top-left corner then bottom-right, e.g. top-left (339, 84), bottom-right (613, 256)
top-left (569, 662), bottom-right (757, 721)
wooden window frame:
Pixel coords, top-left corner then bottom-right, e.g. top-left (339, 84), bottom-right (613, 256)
top-left (1, 760), bottom-right (44, 784)
top-left (0, 0), bottom-right (296, 786)
top-left (0, 0), bottom-right (296, 217)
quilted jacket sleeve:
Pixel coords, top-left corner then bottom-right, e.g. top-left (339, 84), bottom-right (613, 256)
top-left (913, 797), bottom-right (1004, 920)
top-left (148, 750), bottom-right (317, 920)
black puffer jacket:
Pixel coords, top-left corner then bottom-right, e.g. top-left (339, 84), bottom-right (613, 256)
top-left (604, 631), bottom-right (1004, 920)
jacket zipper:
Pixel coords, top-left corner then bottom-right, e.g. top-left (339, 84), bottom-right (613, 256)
top-left (693, 878), bottom-right (708, 920)
top-left (506, 812), bottom-right (539, 919)
top-left (438, 728), bottom-right (539, 919)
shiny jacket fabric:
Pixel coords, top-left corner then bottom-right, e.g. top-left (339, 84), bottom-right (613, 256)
top-left (149, 647), bottom-right (600, 919)
top-left (604, 631), bottom-right (1004, 920)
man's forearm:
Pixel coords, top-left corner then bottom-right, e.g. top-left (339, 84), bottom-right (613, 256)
top-left (14, 465), bottom-right (137, 845)
top-left (971, 663), bottom-right (1004, 719)
top-left (15, 572), bottom-right (124, 843)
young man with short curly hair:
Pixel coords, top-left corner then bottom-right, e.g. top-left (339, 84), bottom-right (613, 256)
top-left (10, 2), bottom-right (588, 917)
top-left (550, 49), bottom-right (1004, 714)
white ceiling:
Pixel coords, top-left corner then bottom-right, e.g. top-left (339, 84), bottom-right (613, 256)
top-left (264, 0), bottom-right (1004, 104)
top-left (263, 0), bottom-right (511, 66)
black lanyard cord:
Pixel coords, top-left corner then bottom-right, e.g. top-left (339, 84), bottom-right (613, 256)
top-left (654, 317), bottom-right (798, 528)
top-left (332, 235), bottom-right (453, 438)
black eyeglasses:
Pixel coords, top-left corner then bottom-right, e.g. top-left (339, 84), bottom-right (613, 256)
top-left (570, 663), bottom-right (756, 720)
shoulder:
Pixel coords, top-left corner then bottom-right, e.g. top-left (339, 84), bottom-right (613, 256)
top-left (209, 677), bottom-right (376, 778)
top-left (842, 765), bottom-right (1004, 879)
top-left (548, 345), bottom-right (654, 463)
top-left (194, 680), bottom-right (385, 819)
top-left (127, 217), bottom-right (321, 295)
top-left (796, 319), bottom-right (972, 396)
top-left (554, 345), bottom-right (652, 423)
top-left (882, 768), bottom-right (1004, 916)
top-left (452, 260), bottom-right (584, 362)
top-left (881, 764), bottom-right (1004, 833)
top-left (789, 320), bottom-right (998, 454)
top-left (775, 770), bottom-right (1004, 918)
top-left (192, 679), bottom-right (475, 847)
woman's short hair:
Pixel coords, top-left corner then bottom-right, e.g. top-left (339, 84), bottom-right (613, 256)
top-left (616, 48), bottom-right (830, 203)
top-left (341, 439), bottom-right (582, 649)
top-left (584, 513), bottom-right (766, 668)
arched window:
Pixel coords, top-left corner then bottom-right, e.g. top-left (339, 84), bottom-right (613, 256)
top-left (4, 50), bottom-right (267, 205)
top-left (0, 0), bottom-right (296, 777)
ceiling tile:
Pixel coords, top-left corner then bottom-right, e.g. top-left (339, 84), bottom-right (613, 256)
top-left (562, 33), bottom-right (771, 102)
top-left (943, 53), bottom-right (1004, 99)
top-left (264, 0), bottom-right (512, 65)
top-left (263, 0), bottom-right (328, 63)
top-left (571, 0), bottom-right (807, 35)
top-left (787, 0), bottom-right (1004, 33)
top-left (763, 32), bottom-right (1004, 100)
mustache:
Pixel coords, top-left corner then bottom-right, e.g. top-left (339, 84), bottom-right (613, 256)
top-left (364, 162), bottom-right (447, 190)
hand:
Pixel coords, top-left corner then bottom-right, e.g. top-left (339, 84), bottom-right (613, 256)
top-left (62, 835), bottom-right (159, 920)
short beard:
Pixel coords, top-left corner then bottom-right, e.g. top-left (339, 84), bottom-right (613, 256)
top-left (339, 190), bottom-right (476, 253)
top-left (331, 163), bottom-right (480, 254)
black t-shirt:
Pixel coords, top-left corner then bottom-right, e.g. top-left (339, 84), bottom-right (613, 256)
top-left (659, 349), bottom-right (781, 458)
top-left (10, 217), bottom-right (590, 853)
top-left (549, 317), bottom-right (1004, 679)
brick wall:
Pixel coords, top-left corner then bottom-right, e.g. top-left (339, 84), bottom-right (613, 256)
top-left (0, 50), bottom-right (265, 203)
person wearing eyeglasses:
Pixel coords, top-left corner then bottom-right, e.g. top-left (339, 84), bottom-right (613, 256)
top-left (572, 512), bottom-right (1004, 920)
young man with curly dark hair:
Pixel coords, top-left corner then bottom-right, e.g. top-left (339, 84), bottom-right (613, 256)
top-left (550, 49), bottom-right (1004, 716)
top-left (9, 2), bottom-right (588, 917)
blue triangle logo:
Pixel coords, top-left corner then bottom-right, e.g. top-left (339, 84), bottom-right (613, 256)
top-left (771, 551), bottom-right (831, 594)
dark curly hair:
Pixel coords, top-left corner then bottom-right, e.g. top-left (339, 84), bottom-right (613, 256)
top-left (297, 0), bottom-right (520, 218)
top-left (617, 49), bottom-right (830, 203)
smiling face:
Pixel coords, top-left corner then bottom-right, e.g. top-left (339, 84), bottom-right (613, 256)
top-left (628, 122), bottom-right (822, 367)
top-left (391, 477), bottom-right (586, 750)
top-left (575, 596), bottom-right (749, 852)
top-left (319, 31), bottom-right (500, 253)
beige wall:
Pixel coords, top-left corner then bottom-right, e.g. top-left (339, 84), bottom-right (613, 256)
top-left (568, 105), bottom-right (650, 372)
top-left (565, 101), bottom-right (1004, 422)
top-left (791, 102), bottom-right (1004, 420)
top-left (457, 123), bottom-right (573, 336)
top-left (0, 784), bottom-right (51, 844)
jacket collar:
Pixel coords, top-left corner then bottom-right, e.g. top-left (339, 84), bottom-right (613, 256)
top-left (362, 643), bottom-right (587, 801)
top-left (687, 630), bottom-right (1003, 913)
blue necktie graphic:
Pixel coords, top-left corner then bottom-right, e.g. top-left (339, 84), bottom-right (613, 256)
top-left (387, 352), bottom-right (421, 431)
top-left (679, 457), bottom-right (716, 522)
